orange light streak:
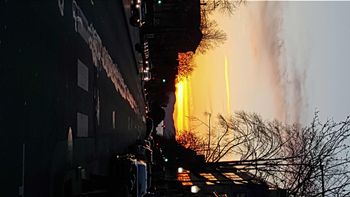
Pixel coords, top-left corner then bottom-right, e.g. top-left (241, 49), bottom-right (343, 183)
top-left (183, 78), bottom-right (189, 130)
top-left (176, 80), bottom-right (184, 133)
top-left (174, 77), bottom-right (190, 135)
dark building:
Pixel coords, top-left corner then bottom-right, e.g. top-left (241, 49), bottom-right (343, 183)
top-left (142, 0), bottom-right (202, 92)
top-left (154, 137), bottom-right (287, 196)
top-left (1, 1), bottom-right (146, 196)
top-left (175, 162), bottom-right (287, 197)
top-left (146, 0), bottom-right (202, 53)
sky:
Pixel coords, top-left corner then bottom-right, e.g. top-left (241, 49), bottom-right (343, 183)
top-left (175, 1), bottom-right (350, 134)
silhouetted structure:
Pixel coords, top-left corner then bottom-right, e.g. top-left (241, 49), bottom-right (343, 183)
top-left (143, 0), bottom-right (202, 92)
top-left (1, 1), bottom-right (147, 196)
top-left (157, 139), bottom-right (287, 196)
top-left (175, 161), bottom-right (287, 196)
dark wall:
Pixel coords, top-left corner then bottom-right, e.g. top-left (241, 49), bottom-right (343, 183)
top-left (0, 1), bottom-right (145, 196)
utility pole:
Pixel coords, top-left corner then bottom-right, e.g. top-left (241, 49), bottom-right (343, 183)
top-left (320, 160), bottom-right (325, 197)
top-left (204, 112), bottom-right (212, 160)
top-left (208, 112), bottom-right (211, 159)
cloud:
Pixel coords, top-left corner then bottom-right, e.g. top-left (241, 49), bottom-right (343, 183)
top-left (249, 2), bottom-right (308, 124)
top-left (286, 64), bottom-right (308, 124)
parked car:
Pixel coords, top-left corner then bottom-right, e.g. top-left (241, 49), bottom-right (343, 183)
top-left (111, 154), bottom-right (149, 197)
top-left (130, 0), bottom-right (145, 27)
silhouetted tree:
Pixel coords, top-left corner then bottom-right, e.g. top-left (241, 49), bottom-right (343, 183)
top-left (177, 111), bottom-right (350, 196)
top-left (197, 19), bottom-right (227, 54)
top-left (176, 131), bottom-right (205, 152)
top-left (177, 52), bottom-right (195, 79)
top-left (203, 0), bottom-right (246, 15)
top-left (197, 0), bottom-right (246, 54)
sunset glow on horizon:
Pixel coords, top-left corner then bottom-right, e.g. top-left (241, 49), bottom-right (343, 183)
top-left (174, 2), bottom-right (350, 137)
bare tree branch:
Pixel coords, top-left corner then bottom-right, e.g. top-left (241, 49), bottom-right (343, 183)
top-left (177, 111), bottom-right (350, 196)
top-left (197, 18), bottom-right (227, 54)
top-left (202, 0), bottom-right (246, 16)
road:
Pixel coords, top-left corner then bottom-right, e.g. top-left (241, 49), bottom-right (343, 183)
top-left (0, 0), bottom-right (146, 196)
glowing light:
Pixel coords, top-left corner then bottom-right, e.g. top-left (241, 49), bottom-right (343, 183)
top-left (174, 77), bottom-right (190, 134)
top-left (182, 182), bottom-right (193, 186)
top-left (183, 78), bottom-right (189, 130)
top-left (176, 80), bottom-right (184, 132)
top-left (224, 56), bottom-right (231, 114)
top-left (177, 172), bottom-right (192, 185)
top-left (191, 185), bottom-right (200, 193)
